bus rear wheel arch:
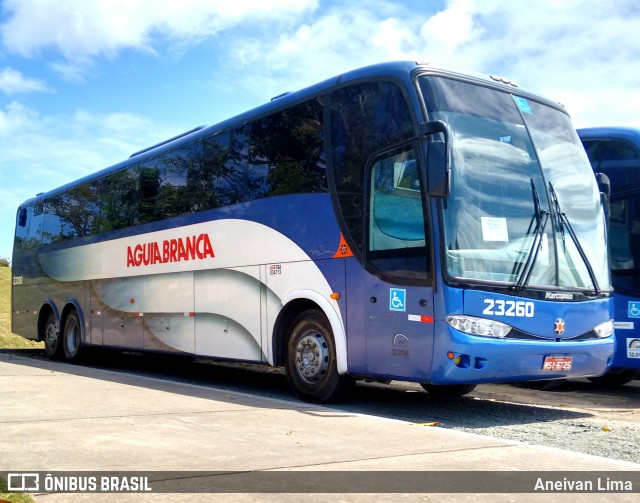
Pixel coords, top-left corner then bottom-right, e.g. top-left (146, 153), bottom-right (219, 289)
top-left (285, 309), bottom-right (353, 403)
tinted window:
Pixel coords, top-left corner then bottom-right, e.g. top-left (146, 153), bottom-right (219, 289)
top-left (583, 139), bottom-right (639, 165)
top-left (14, 204), bottom-right (42, 252)
top-left (23, 97), bottom-right (330, 240)
top-left (202, 132), bottom-right (237, 206)
top-left (93, 169), bottom-right (139, 233)
top-left (330, 80), bottom-right (414, 254)
top-left (36, 183), bottom-right (100, 243)
top-left (137, 142), bottom-right (202, 223)
top-left (251, 97), bottom-right (327, 196)
top-left (224, 124), bottom-right (267, 203)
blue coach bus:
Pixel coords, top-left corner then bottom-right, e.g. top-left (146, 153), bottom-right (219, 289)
top-left (578, 127), bottom-right (640, 384)
top-left (12, 61), bottom-right (614, 402)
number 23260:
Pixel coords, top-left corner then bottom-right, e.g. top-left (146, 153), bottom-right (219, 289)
top-left (483, 299), bottom-right (534, 317)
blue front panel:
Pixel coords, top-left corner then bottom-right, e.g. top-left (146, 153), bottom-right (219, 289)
top-left (427, 287), bottom-right (615, 384)
top-left (612, 292), bottom-right (640, 370)
top-left (464, 290), bottom-right (612, 339)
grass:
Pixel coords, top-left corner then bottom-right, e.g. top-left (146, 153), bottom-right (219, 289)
top-left (0, 267), bottom-right (43, 349)
top-left (0, 476), bottom-right (34, 503)
top-left (0, 478), bottom-right (33, 503)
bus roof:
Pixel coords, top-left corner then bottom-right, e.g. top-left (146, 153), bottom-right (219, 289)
top-left (577, 126), bottom-right (640, 143)
top-left (18, 60), bottom-right (560, 208)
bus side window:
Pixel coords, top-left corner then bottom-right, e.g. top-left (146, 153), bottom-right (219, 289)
top-left (15, 203), bottom-right (44, 251)
top-left (18, 208), bottom-right (27, 227)
top-left (330, 80), bottom-right (414, 255)
top-left (14, 205), bottom-right (34, 251)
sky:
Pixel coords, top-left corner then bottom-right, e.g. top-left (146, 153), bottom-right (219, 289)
top-left (1, 0), bottom-right (639, 262)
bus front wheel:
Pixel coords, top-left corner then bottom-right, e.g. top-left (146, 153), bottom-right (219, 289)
top-left (62, 310), bottom-right (84, 362)
top-left (43, 312), bottom-right (63, 360)
top-left (285, 310), bottom-right (353, 403)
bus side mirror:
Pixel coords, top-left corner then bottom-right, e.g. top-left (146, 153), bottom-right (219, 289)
top-left (421, 121), bottom-right (451, 198)
top-left (596, 172), bottom-right (610, 198)
top-left (596, 172), bottom-right (610, 227)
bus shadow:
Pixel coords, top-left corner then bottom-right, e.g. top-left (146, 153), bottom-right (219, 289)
top-left (546, 378), bottom-right (640, 398)
top-left (0, 348), bottom-right (300, 413)
top-left (339, 381), bottom-right (595, 429)
top-left (1, 348), bottom-right (599, 429)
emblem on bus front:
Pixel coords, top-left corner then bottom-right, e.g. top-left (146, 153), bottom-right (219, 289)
top-left (554, 318), bottom-right (565, 335)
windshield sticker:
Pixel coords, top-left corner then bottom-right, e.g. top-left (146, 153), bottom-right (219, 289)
top-left (481, 217), bottom-right (509, 242)
top-left (513, 96), bottom-right (533, 115)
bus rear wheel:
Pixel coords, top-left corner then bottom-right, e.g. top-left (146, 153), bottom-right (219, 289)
top-left (285, 310), bottom-right (353, 403)
top-left (43, 312), bottom-right (63, 360)
top-left (62, 310), bottom-right (84, 362)
top-left (419, 383), bottom-right (477, 397)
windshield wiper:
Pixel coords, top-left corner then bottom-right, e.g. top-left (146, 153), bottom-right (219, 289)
top-left (548, 182), bottom-right (601, 295)
top-left (515, 179), bottom-right (549, 290)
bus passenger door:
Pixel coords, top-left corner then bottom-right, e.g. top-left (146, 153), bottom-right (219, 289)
top-left (342, 146), bottom-right (435, 379)
top-left (349, 147), bottom-right (435, 379)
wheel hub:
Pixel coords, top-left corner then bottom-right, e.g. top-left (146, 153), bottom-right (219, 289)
top-left (295, 332), bottom-right (329, 384)
top-left (45, 323), bottom-right (57, 346)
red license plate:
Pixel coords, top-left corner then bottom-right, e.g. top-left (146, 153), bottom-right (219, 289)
top-left (542, 356), bottom-right (573, 371)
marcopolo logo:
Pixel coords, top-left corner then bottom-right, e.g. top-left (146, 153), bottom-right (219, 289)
top-left (126, 233), bottom-right (215, 268)
top-left (544, 292), bottom-right (574, 300)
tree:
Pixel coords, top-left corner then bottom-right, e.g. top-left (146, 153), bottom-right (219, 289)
top-left (0, 257), bottom-right (10, 267)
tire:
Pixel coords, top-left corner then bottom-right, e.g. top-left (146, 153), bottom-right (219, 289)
top-left (420, 383), bottom-right (477, 397)
top-left (43, 311), bottom-right (64, 360)
top-left (285, 310), bottom-right (353, 403)
top-left (62, 310), bottom-right (84, 362)
top-left (587, 370), bottom-right (639, 386)
top-left (512, 379), bottom-right (566, 391)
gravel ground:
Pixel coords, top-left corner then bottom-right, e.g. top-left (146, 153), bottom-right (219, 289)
top-left (355, 379), bottom-right (640, 465)
top-left (328, 378), bottom-right (640, 466)
top-left (455, 381), bottom-right (640, 464)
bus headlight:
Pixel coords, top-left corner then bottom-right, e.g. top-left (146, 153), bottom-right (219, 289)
top-left (594, 320), bottom-right (614, 338)
top-left (446, 315), bottom-right (512, 338)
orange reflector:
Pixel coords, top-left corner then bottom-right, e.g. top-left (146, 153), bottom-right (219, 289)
top-left (129, 298), bottom-right (135, 304)
top-left (447, 351), bottom-right (455, 360)
top-left (330, 292), bottom-right (341, 300)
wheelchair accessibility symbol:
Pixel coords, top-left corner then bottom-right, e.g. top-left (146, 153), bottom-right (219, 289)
top-left (390, 288), bottom-right (406, 312)
top-left (629, 301), bottom-right (640, 319)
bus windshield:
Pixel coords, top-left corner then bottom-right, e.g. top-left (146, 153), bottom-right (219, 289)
top-left (419, 77), bottom-right (611, 293)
